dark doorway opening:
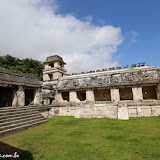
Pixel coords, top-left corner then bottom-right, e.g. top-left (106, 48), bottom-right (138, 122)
top-left (142, 86), bottom-right (157, 100)
top-left (50, 98), bottom-right (54, 104)
top-left (77, 91), bottom-right (86, 101)
top-left (62, 92), bottom-right (69, 101)
top-left (94, 89), bottom-right (111, 101)
top-left (25, 89), bottom-right (34, 106)
top-left (119, 87), bottom-right (133, 100)
top-left (0, 87), bottom-right (14, 107)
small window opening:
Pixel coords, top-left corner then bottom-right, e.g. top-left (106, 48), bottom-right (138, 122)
top-left (77, 91), bottom-right (86, 101)
top-left (62, 92), bottom-right (69, 101)
top-left (49, 74), bottom-right (53, 80)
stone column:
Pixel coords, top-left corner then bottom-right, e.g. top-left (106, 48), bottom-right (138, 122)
top-left (55, 92), bottom-right (64, 103)
top-left (111, 88), bottom-right (120, 102)
top-left (156, 83), bottom-right (160, 100)
top-left (45, 64), bottom-right (49, 70)
top-left (44, 98), bottom-right (50, 105)
top-left (86, 89), bottom-right (95, 102)
top-left (34, 88), bottom-right (41, 105)
top-left (69, 91), bottom-right (80, 103)
top-left (132, 86), bottom-right (143, 101)
top-left (17, 86), bottom-right (25, 107)
top-left (12, 89), bottom-right (18, 107)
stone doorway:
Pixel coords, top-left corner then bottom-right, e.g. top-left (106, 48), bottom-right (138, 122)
top-left (142, 86), bottom-right (157, 100)
top-left (25, 89), bottom-right (34, 106)
top-left (0, 87), bottom-right (14, 107)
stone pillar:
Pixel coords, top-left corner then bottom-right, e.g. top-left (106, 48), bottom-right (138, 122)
top-left (44, 98), bottom-right (50, 105)
top-left (111, 88), bottom-right (120, 102)
top-left (17, 86), bottom-right (25, 107)
top-left (69, 91), bottom-right (80, 103)
top-left (55, 92), bottom-right (64, 103)
top-left (156, 83), bottom-right (160, 100)
top-left (86, 90), bottom-right (95, 102)
top-left (12, 89), bottom-right (18, 107)
top-left (45, 64), bottom-right (49, 70)
top-left (54, 61), bottom-right (59, 68)
top-left (132, 86), bottom-right (143, 101)
top-left (34, 88), bottom-right (41, 105)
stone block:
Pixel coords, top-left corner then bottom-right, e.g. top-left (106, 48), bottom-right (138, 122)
top-left (128, 108), bottom-right (137, 117)
top-left (141, 107), bottom-right (151, 117)
top-left (74, 108), bottom-right (83, 118)
top-left (118, 107), bottom-right (129, 120)
top-left (151, 106), bottom-right (160, 116)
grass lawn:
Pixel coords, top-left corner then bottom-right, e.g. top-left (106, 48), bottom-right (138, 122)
top-left (0, 116), bottom-right (160, 160)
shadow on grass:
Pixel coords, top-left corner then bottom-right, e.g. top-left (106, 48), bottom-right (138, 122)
top-left (0, 141), bottom-right (33, 160)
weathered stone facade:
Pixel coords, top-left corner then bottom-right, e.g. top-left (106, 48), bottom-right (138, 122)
top-left (43, 55), bottom-right (160, 120)
top-left (0, 67), bottom-right (41, 107)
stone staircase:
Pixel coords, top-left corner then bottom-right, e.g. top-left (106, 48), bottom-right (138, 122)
top-left (0, 105), bottom-right (51, 137)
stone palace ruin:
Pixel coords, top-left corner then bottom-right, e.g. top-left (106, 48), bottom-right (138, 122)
top-left (1, 54), bottom-right (160, 136)
top-left (42, 55), bottom-right (160, 120)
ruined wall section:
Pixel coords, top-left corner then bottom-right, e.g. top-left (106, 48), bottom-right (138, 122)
top-left (57, 66), bottom-right (160, 91)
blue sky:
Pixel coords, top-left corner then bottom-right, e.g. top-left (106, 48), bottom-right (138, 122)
top-left (0, 0), bottom-right (159, 73)
top-left (58, 0), bottom-right (160, 67)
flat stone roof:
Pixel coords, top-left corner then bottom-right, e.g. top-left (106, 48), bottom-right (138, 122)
top-left (0, 67), bottom-right (41, 88)
top-left (43, 55), bottom-right (66, 64)
top-left (57, 66), bottom-right (160, 90)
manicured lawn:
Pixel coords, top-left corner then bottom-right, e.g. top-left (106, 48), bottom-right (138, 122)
top-left (0, 116), bottom-right (160, 160)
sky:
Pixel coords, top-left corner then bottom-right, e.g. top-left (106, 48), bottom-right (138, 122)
top-left (0, 0), bottom-right (160, 73)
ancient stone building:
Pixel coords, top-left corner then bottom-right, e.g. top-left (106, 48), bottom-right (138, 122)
top-left (0, 67), bottom-right (51, 137)
top-left (0, 67), bottom-right (41, 107)
top-left (42, 55), bottom-right (67, 105)
top-left (46, 56), bottom-right (160, 120)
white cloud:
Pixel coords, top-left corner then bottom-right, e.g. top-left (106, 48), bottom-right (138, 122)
top-left (0, 0), bottom-right (123, 73)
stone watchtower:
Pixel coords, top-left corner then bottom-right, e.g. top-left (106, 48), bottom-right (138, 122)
top-left (43, 55), bottom-right (67, 88)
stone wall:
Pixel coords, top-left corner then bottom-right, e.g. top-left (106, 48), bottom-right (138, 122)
top-left (51, 102), bottom-right (118, 119)
top-left (50, 101), bottom-right (160, 120)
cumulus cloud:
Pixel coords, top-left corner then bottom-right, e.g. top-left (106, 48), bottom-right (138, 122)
top-left (0, 0), bottom-right (123, 73)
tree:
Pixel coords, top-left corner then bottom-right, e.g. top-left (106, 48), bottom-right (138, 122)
top-left (0, 54), bottom-right (44, 81)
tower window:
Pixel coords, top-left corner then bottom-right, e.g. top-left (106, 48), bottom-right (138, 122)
top-left (49, 63), bottom-right (54, 68)
top-left (49, 74), bottom-right (53, 80)
top-left (60, 63), bottom-right (62, 68)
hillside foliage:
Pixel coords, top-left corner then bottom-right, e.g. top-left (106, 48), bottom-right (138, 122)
top-left (0, 54), bottom-right (44, 81)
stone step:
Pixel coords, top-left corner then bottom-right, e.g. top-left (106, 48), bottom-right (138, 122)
top-left (0, 108), bottom-right (41, 116)
top-left (0, 105), bottom-right (50, 112)
top-left (0, 119), bottom-right (47, 137)
top-left (0, 113), bottom-right (41, 123)
top-left (0, 117), bottom-right (46, 131)
top-left (0, 105), bottom-right (49, 137)
top-left (0, 111), bottom-right (39, 120)
top-left (0, 105), bottom-right (50, 113)
top-left (0, 114), bottom-right (43, 127)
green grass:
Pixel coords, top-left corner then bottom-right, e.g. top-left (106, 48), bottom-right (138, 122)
top-left (1, 116), bottom-right (160, 160)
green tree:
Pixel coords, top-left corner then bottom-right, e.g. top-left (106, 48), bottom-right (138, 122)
top-left (0, 54), bottom-right (44, 81)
